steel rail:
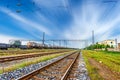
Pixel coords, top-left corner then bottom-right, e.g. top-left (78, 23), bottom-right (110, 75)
top-left (0, 50), bottom-right (71, 63)
top-left (17, 51), bottom-right (78, 80)
top-left (61, 52), bottom-right (80, 80)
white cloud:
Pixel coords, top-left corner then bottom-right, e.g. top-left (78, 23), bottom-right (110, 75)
top-left (1, 1), bottom-right (120, 48)
top-left (33, 0), bottom-right (63, 8)
top-left (63, 1), bottom-right (120, 48)
top-left (0, 7), bottom-right (51, 36)
top-left (0, 34), bottom-right (23, 44)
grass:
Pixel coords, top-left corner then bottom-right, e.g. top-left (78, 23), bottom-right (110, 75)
top-left (0, 51), bottom-right (75, 74)
top-left (0, 49), bottom-right (46, 56)
top-left (82, 50), bottom-right (120, 79)
top-left (0, 49), bottom-right (72, 57)
top-left (83, 53), bottom-right (104, 80)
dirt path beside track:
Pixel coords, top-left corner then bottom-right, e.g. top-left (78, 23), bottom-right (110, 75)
top-left (89, 58), bottom-right (120, 80)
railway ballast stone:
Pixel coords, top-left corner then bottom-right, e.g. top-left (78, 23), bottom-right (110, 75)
top-left (77, 52), bottom-right (90, 80)
top-left (0, 54), bottom-right (66, 80)
top-left (0, 52), bottom-right (90, 80)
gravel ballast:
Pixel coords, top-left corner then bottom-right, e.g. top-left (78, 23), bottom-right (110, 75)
top-left (77, 52), bottom-right (90, 80)
top-left (0, 53), bottom-right (69, 80)
top-left (0, 52), bottom-right (90, 80)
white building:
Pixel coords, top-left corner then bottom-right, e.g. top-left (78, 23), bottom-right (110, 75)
top-left (98, 39), bottom-right (116, 47)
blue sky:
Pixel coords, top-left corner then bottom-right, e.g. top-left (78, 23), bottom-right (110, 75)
top-left (0, 0), bottom-right (120, 48)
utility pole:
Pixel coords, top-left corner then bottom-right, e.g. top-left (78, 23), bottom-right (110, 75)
top-left (59, 40), bottom-right (61, 47)
top-left (115, 38), bottom-right (117, 50)
top-left (52, 40), bottom-right (55, 47)
top-left (92, 30), bottom-right (94, 45)
top-left (66, 41), bottom-right (67, 48)
top-left (64, 40), bottom-right (66, 48)
top-left (42, 32), bottom-right (45, 46)
top-left (92, 30), bottom-right (95, 50)
top-left (85, 40), bottom-right (88, 50)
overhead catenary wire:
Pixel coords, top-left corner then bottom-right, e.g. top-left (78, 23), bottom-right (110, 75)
top-left (1, 0), bottom-right (88, 48)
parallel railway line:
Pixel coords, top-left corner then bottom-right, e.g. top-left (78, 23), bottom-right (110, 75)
top-left (0, 50), bottom-right (70, 63)
top-left (17, 51), bottom-right (80, 80)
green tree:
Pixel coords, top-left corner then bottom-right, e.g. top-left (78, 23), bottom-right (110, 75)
top-left (111, 45), bottom-right (114, 48)
top-left (106, 44), bottom-right (110, 48)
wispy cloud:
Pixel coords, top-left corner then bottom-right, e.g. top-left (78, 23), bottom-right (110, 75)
top-left (33, 0), bottom-right (63, 8)
top-left (0, 7), bottom-right (51, 36)
top-left (1, 0), bottom-right (120, 48)
top-left (32, 0), bottom-right (73, 35)
top-left (63, 0), bottom-right (120, 46)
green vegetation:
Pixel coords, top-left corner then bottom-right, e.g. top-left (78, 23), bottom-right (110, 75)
top-left (82, 50), bottom-right (120, 79)
top-left (0, 51), bottom-right (74, 74)
top-left (83, 50), bottom-right (120, 72)
top-left (86, 42), bottom-right (111, 50)
top-left (84, 58), bottom-right (104, 80)
top-left (83, 51), bottom-right (104, 80)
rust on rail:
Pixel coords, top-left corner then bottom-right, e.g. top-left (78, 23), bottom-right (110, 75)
top-left (17, 51), bottom-right (79, 80)
top-left (0, 50), bottom-right (70, 63)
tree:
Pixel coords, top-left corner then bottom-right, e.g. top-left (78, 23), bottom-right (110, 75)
top-left (85, 43), bottom-right (112, 50)
top-left (105, 47), bottom-right (108, 51)
top-left (111, 45), bottom-right (114, 48)
top-left (106, 44), bottom-right (110, 48)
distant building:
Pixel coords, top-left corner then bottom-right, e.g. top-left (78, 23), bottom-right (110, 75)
top-left (98, 39), bottom-right (116, 47)
top-left (118, 43), bottom-right (120, 50)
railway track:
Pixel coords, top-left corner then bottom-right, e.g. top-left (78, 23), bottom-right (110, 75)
top-left (17, 51), bottom-right (80, 80)
top-left (0, 50), bottom-right (71, 63)
top-left (63, 51), bottom-right (80, 80)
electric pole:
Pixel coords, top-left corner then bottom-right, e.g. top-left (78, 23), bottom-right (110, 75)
top-left (92, 30), bottom-right (94, 45)
top-left (59, 40), bottom-right (61, 47)
top-left (42, 32), bottom-right (45, 46)
top-left (52, 40), bottom-right (55, 47)
top-left (66, 41), bottom-right (67, 48)
top-left (85, 40), bottom-right (88, 50)
top-left (115, 38), bottom-right (117, 50)
top-left (92, 30), bottom-right (95, 50)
